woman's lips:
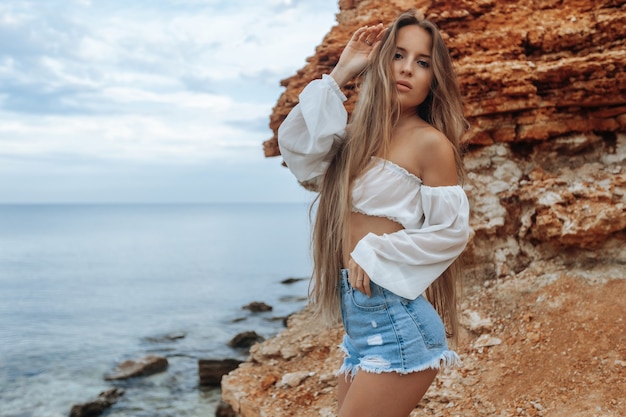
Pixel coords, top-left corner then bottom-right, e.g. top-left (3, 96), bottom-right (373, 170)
top-left (396, 81), bottom-right (412, 92)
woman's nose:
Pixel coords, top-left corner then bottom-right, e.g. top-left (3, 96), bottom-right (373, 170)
top-left (400, 62), bottom-right (413, 76)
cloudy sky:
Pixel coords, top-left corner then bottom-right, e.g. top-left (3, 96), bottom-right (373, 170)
top-left (0, 0), bottom-right (338, 203)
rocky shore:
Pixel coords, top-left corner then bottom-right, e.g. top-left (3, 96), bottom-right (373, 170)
top-left (222, 0), bottom-right (626, 416)
top-left (66, 293), bottom-right (304, 416)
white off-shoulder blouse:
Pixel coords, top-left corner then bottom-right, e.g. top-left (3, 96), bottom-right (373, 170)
top-left (278, 74), bottom-right (471, 300)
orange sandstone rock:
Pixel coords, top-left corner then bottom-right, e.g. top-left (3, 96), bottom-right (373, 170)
top-left (264, 0), bottom-right (626, 258)
top-left (265, 0), bottom-right (626, 154)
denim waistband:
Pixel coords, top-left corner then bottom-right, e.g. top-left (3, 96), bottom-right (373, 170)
top-left (337, 268), bottom-right (349, 289)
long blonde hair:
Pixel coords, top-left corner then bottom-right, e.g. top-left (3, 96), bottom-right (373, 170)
top-left (310, 10), bottom-right (466, 340)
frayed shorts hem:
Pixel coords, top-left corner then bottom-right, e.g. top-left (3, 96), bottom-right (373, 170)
top-left (336, 344), bottom-right (461, 381)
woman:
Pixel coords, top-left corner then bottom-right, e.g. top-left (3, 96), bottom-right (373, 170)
top-left (278, 10), bottom-right (471, 417)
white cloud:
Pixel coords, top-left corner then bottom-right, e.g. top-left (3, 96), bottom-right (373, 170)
top-left (0, 0), bottom-right (337, 202)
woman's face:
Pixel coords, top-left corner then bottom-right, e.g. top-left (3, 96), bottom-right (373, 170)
top-left (392, 25), bottom-right (433, 112)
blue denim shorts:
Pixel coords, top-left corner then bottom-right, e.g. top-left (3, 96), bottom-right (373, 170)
top-left (338, 269), bottom-right (460, 378)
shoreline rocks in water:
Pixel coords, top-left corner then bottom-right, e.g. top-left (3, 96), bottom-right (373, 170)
top-left (142, 332), bottom-right (187, 343)
top-left (228, 331), bottom-right (265, 349)
top-left (242, 301), bottom-right (273, 312)
top-left (199, 359), bottom-right (244, 386)
top-left (104, 355), bottom-right (169, 381)
top-left (68, 285), bottom-right (304, 416)
top-left (69, 387), bottom-right (124, 417)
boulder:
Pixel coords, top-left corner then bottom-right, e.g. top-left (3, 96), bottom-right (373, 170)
top-left (280, 277), bottom-right (306, 285)
top-left (142, 332), bottom-right (186, 343)
top-left (242, 302), bottom-right (273, 312)
top-left (228, 331), bottom-right (264, 349)
top-left (104, 355), bottom-right (168, 381)
top-left (215, 400), bottom-right (238, 417)
top-left (198, 358), bottom-right (243, 386)
top-left (69, 387), bottom-right (124, 417)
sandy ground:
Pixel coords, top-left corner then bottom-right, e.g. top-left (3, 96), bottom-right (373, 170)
top-left (422, 272), bottom-right (626, 417)
top-left (222, 270), bottom-right (626, 417)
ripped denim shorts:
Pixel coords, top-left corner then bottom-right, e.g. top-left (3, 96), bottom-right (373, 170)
top-left (338, 269), bottom-right (460, 379)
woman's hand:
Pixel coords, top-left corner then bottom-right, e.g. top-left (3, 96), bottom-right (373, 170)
top-left (330, 23), bottom-right (386, 88)
top-left (348, 257), bottom-right (371, 297)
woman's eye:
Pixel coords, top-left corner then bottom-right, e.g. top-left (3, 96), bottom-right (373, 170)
top-left (417, 60), bottom-right (430, 68)
top-left (393, 53), bottom-right (403, 60)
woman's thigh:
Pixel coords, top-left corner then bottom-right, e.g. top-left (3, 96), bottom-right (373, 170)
top-left (338, 369), bottom-right (438, 417)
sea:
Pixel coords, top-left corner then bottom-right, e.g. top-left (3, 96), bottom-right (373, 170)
top-left (0, 203), bottom-right (314, 417)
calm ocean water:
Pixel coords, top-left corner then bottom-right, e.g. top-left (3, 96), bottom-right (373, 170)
top-left (0, 203), bottom-right (313, 417)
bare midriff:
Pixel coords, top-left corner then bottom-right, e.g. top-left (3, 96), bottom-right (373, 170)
top-left (343, 211), bottom-right (403, 266)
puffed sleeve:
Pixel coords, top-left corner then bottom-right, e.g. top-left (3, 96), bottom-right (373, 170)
top-left (350, 185), bottom-right (471, 299)
top-left (277, 74), bottom-right (348, 182)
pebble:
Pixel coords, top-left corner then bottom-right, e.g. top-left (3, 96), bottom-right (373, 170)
top-left (279, 371), bottom-right (315, 388)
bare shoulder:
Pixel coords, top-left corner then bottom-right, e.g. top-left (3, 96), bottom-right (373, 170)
top-left (410, 125), bottom-right (450, 151)
top-left (410, 126), bottom-right (458, 186)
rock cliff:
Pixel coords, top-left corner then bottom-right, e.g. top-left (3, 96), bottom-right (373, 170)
top-left (222, 0), bottom-right (626, 415)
